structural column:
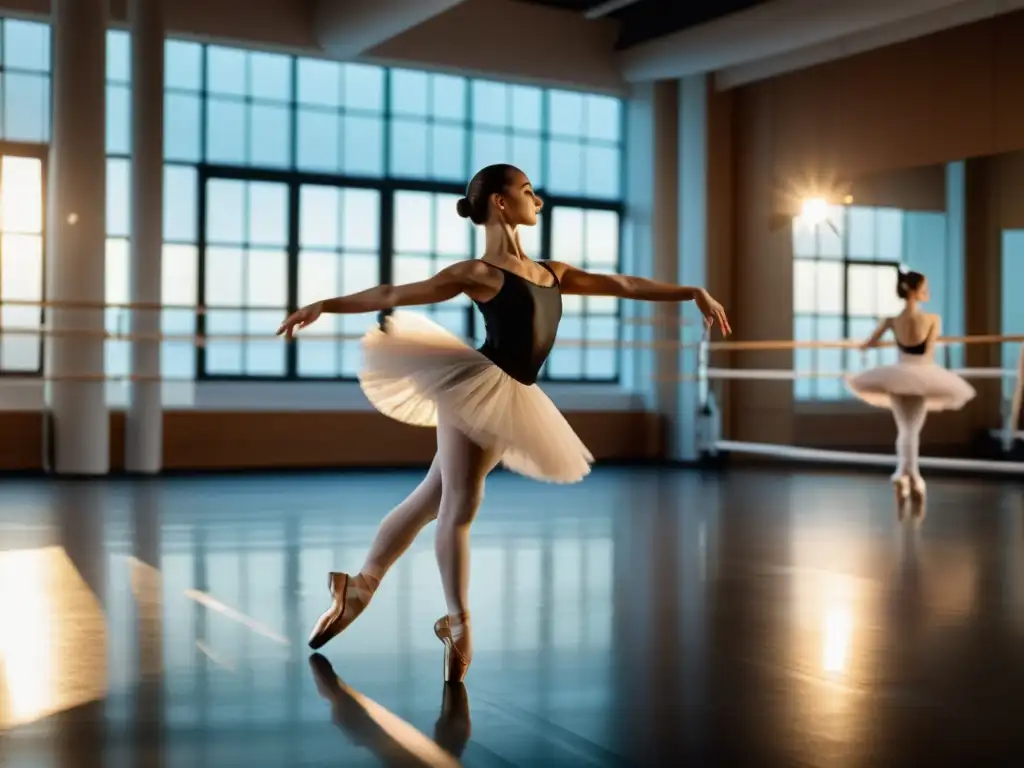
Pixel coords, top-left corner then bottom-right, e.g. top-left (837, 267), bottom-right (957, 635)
top-left (47, 0), bottom-right (109, 474)
top-left (125, 0), bottom-right (165, 473)
top-left (675, 74), bottom-right (709, 461)
top-left (651, 82), bottom-right (682, 455)
top-left (622, 82), bottom-right (681, 450)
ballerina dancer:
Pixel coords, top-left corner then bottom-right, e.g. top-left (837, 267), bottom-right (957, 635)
top-left (846, 268), bottom-right (975, 501)
top-left (277, 163), bottom-right (731, 683)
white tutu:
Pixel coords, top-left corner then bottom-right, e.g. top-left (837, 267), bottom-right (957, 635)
top-left (357, 310), bottom-right (594, 484)
top-left (845, 355), bottom-right (976, 411)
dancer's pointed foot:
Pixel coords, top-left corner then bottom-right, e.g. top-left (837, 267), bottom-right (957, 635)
top-left (434, 613), bottom-right (472, 683)
top-left (308, 571), bottom-right (376, 650)
top-left (891, 473), bottom-right (910, 503)
top-left (909, 475), bottom-right (926, 502)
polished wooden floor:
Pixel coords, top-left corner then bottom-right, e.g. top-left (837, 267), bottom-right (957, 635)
top-left (0, 466), bottom-right (1023, 767)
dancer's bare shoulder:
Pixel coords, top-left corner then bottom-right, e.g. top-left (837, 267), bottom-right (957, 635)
top-left (440, 259), bottom-right (504, 302)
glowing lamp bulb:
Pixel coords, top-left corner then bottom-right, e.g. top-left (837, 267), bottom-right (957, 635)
top-left (800, 197), bottom-right (828, 226)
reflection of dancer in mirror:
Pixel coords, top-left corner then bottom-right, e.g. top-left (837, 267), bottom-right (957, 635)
top-left (278, 164), bottom-right (731, 683)
top-left (847, 269), bottom-right (975, 502)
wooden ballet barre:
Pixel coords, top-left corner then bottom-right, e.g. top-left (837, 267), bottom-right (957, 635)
top-left (0, 298), bottom-right (378, 314)
top-left (0, 326), bottom-right (699, 350)
top-left (1, 298), bottom-right (208, 312)
top-left (707, 367), bottom-right (1013, 380)
top-left (652, 366), bottom-right (1019, 383)
top-left (621, 316), bottom-right (701, 325)
top-left (703, 334), bottom-right (1024, 352)
top-left (32, 374), bottom-right (186, 382)
top-left (5, 321), bottom-right (1022, 354)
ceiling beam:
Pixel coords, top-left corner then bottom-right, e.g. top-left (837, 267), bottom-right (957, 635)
top-left (715, 0), bottom-right (1024, 89)
top-left (314, 0), bottom-right (468, 59)
top-left (617, 0), bottom-right (976, 82)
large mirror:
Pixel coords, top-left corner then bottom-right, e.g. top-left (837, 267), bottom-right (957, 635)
top-left (789, 162), bottom-right (952, 401)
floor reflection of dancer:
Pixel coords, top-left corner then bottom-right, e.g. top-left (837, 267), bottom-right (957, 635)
top-left (847, 269), bottom-right (975, 501)
top-left (277, 164), bottom-right (731, 683)
top-left (309, 654), bottom-right (470, 762)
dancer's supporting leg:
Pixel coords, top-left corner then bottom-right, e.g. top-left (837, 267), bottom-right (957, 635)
top-left (890, 394), bottom-right (928, 496)
top-left (433, 418), bottom-right (503, 681)
top-left (309, 454), bottom-right (444, 648)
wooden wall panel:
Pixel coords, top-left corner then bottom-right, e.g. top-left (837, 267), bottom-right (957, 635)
top-left (0, 412), bottom-right (126, 472)
top-left (0, 413), bottom-right (45, 470)
top-left (0, 410), bottom-right (663, 472)
top-left (756, 14), bottom-right (1024, 181)
top-left (161, 411), bottom-right (664, 470)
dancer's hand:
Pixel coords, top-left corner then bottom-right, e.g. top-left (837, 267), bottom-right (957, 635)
top-left (695, 289), bottom-right (731, 336)
top-left (277, 302), bottom-right (324, 339)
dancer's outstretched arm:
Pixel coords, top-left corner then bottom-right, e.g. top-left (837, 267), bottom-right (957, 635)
top-left (548, 261), bottom-right (731, 336)
top-left (276, 262), bottom-right (488, 339)
top-left (859, 317), bottom-right (893, 351)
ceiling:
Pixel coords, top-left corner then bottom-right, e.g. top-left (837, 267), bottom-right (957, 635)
top-left (518, 0), bottom-right (769, 48)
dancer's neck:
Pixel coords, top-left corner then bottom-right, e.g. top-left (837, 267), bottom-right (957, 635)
top-left (481, 221), bottom-right (526, 264)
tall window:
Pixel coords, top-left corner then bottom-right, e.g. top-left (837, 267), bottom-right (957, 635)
top-left (106, 29), bottom-right (131, 394)
top-left (297, 186), bottom-right (380, 379)
top-left (0, 19), bottom-right (626, 385)
top-left (202, 178), bottom-right (290, 376)
top-left (793, 205), bottom-right (904, 400)
top-left (0, 19), bottom-right (50, 143)
top-left (162, 41), bottom-right (204, 389)
top-left (0, 154), bottom-right (45, 374)
top-left (0, 19), bottom-right (49, 375)
top-left (181, 56), bottom-right (625, 382)
top-left (545, 207), bottom-right (620, 380)
top-left (394, 191), bottom-right (474, 337)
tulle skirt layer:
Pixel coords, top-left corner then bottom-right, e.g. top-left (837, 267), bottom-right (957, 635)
top-left (357, 311), bottom-right (594, 484)
top-left (845, 356), bottom-right (976, 411)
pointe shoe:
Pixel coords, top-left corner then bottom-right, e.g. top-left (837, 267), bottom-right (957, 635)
top-left (308, 572), bottom-right (371, 650)
top-left (892, 474), bottom-right (910, 502)
top-left (434, 616), bottom-right (471, 684)
top-left (909, 475), bottom-right (926, 502)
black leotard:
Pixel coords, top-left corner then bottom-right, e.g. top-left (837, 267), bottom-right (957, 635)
top-left (474, 262), bottom-right (562, 385)
top-left (896, 338), bottom-right (927, 356)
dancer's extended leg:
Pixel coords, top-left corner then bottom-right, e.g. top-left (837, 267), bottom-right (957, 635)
top-left (308, 454), bottom-right (444, 648)
top-left (433, 418), bottom-right (502, 681)
top-left (361, 454), bottom-right (444, 581)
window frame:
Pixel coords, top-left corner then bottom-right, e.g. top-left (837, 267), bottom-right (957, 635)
top-left (0, 140), bottom-right (49, 378)
top-left (0, 17), bottom-right (629, 384)
top-left (189, 53), bottom-right (627, 384)
top-left (195, 162), bottom-right (624, 382)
